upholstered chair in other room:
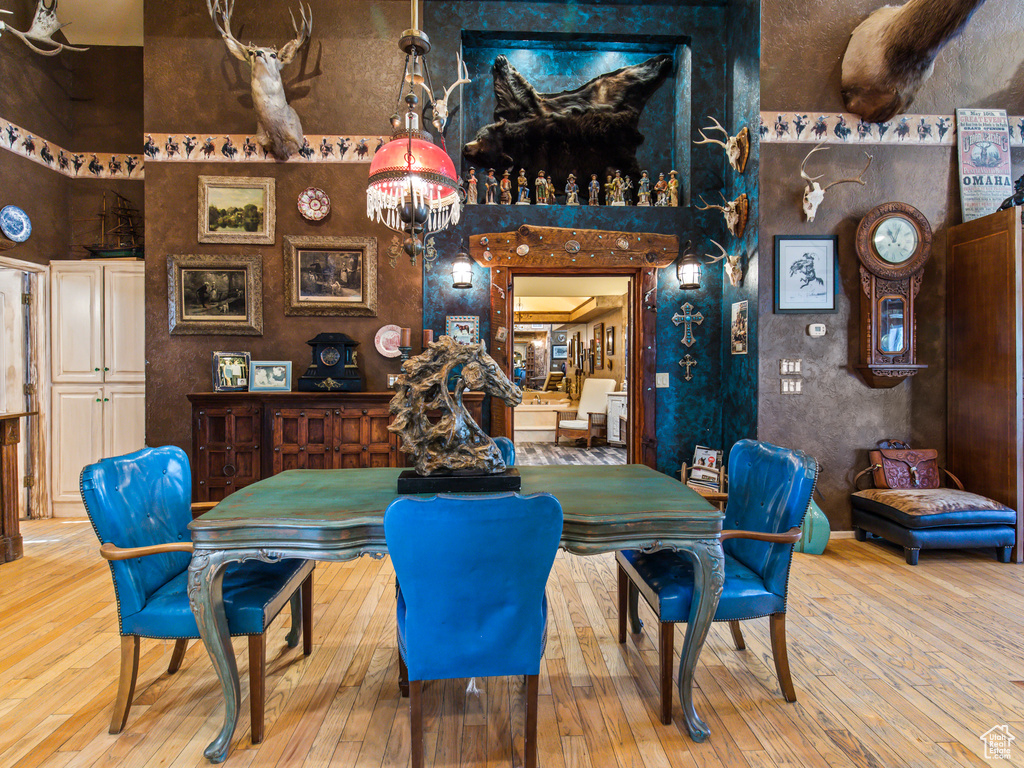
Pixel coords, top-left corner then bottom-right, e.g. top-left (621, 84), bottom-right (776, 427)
top-left (492, 435), bottom-right (516, 467)
top-left (616, 439), bottom-right (817, 724)
top-left (385, 493), bottom-right (563, 768)
top-left (80, 446), bottom-right (314, 742)
top-left (555, 377), bottom-right (617, 448)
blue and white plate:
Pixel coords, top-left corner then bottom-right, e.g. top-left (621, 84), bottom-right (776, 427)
top-left (0, 206), bottom-right (31, 243)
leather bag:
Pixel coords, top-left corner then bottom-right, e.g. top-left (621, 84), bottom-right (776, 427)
top-left (869, 440), bottom-right (940, 489)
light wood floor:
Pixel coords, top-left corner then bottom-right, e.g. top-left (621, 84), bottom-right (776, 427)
top-left (2, 519), bottom-right (1022, 768)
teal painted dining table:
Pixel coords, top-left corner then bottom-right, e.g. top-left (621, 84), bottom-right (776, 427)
top-left (188, 464), bottom-right (725, 763)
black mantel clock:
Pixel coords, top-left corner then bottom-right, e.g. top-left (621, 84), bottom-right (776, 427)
top-left (297, 332), bottom-right (363, 392)
top-left (855, 201), bottom-right (933, 388)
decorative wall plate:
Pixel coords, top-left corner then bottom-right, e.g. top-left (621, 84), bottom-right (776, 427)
top-left (0, 205), bottom-right (31, 243)
top-left (374, 324), bottom-right (402, 358)
top-left (297, 187), bottom-right (330, 221)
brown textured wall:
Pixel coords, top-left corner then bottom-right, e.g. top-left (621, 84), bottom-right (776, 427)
top-left (759, 0), bottom-right (1024, 527)
top-left (143, 0), bottom-right (422, 452)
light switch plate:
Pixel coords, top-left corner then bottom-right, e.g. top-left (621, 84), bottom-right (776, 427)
top-left (781, 378), bottom-right (803, 395)
top-left (656, 372), bottom-right (669, 388)
top-left (780, 359), bottom-right (802, 375)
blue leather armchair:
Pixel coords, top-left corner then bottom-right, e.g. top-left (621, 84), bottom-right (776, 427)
top-left (385, 492), bottom-right (562, 768)
top-left (80, 446), bottom-right (314, 742)
top-left (492, 435), bottom-right (516, 467)
top-left (616, 440), bottom-right (817, 724)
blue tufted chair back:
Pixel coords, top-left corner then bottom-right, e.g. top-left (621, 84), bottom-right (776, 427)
top-left (385, 492), bottom-right (562, 682)
top-left (722, 440), bottom-right (818, 597)
top-left (80, 446), bottom-right (194, 624)
top-left (492, 436), bottom-right (516, 467)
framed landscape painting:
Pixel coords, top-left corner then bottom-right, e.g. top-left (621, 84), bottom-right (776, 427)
top-left (167, 253), bottom-right (263, 335)
top-left (198, 175), bottom-right (275, 245)
top-left (284, 235), bottom-right (378, 316)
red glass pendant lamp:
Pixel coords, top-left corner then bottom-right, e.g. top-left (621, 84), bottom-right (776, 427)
top-left (366, 0), bottom-right (460, 265)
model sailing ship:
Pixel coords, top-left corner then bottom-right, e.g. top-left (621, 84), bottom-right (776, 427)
top-left (83, 193), bottom-right (144, 258)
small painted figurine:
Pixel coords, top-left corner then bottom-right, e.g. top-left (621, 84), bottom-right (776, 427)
top-left (637, 171), bottom-right (651, 206)
top-left (485, 168), bottom-right (498, 204)
top-left (603, 175), bottom-right (615, 205)
top-left (517, 168), bottom-right (530, 204)
top-left (467, 168), bottom-right (478, 205)
top-left (536, 171), bottom-right (549, 204)
top-left (545, 175), bottom-right (557, 205)
top-left (612, 170), bottom-right (625, 204)
top-left (588, 174), bottom-right (600, 206)
top-left (499, 169), bottom-right (512, 204)
top-left (654, 172), bottom-right (669, 206)
top-left (667, 170), bottom-right (679, 207)
top-left (565, 173), bottom-right (580, 205)
top-left (622, 174), bottom-right (634, 205)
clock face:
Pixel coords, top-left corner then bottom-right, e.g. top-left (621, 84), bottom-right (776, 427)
top-left (872, 215), bottom-right (919, 264)
top-left (0, 205), bottom-right (31, 243)
top-left (319, 346), bottom-right (341, 367)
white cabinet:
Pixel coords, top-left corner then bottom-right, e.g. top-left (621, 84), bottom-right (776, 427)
top-left (51, 262), bottom-right (145, 384)
top-left (50, 261), bottom-right (146, 517)
top-left (606, 392), bottom-right (627, 446)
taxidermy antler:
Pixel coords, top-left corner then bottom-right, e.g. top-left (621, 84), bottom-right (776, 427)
top-left (429, 52), bottom-right (471, 136)
top-left (695, 192), bottom-right (749, 238)
top-left (207, 0), bottom-right (312, 161)
top-left (701, 240), bottom-right (744, 287)
top-left (694, 117), bottom-right (749, 174)
top-left (800, 143), bottom-right (873, 223)
top-left (1, 0), bottom-right (87, 56)
top-left (841, 0), bottom-right (988, 123)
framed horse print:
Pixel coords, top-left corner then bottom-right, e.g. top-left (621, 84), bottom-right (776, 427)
top-left (774, 235), bottom-right (837, 313)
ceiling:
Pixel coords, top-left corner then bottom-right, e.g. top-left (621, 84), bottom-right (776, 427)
top-left (513, 275), bottom-right (629, 315)
top-left (54, 0), bottom-right (143, 48)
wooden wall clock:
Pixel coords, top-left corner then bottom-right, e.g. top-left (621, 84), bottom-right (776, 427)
top-left (854, 201), bottom-right (933, 388)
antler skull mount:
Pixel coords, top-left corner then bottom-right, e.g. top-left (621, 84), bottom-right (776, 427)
top-left (0, 0), bottom-right (88, 56)
top-left (700, 239), bottom-right (745, 287)
top-left (696, 192), bottom-right (749, 239)
top-left (800, 142), bottom-right (873, 223)
top-left (694, 116), bottom-right (750, 174)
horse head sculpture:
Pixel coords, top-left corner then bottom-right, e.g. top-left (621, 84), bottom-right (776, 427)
top-left (389, 336), bottom-right (522, 476)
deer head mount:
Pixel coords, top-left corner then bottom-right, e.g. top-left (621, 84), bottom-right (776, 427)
top-left (696, 192), bottom-right (749, 239)
top-left (428, 52), bottom-right (471, 137)
top-left (841, 0), bottom-right (988, 123)
top-left (800, 143), bottom-right (873, 223)
top-left (207, 0), bottom-right (312, 161)
top-left (1, 0), bottom-right (87, 56)
top-left (701, 240), bottom-right (745, 287)
top-left (694, 117), bottom-right (749, 174)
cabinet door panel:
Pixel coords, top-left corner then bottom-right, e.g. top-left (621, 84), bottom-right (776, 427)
top-left (365, 411), bottom-right (396, 467)
top-left (103, 265), bottom-right (145, 382)
top-left (51, 265), bottom-right (103, 383)
top-left (103, 386), bottom-right (146, 459)
top-left (193, 405), bottom-right (261, 502)
top-left (272, 409), bottom-right (332, 473)
top-left (52, 386), bottom-right (104, 511)
top-left (332, 409), bottom-right (365, 468)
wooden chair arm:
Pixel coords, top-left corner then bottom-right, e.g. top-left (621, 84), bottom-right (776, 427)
top-left (691, 489), bottom-right (729, 505)
top-left (720, 526), bottom-right (802, 543)
top-left (191, 501), bottom-right (217, 519)
top-left (100, 541), bottom-right (194, 561)
top-left (588, 412), bottom-right (607, 426)
top-left (940, 467), bottom-right (965, 490)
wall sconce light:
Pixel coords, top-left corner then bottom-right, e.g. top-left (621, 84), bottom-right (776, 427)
top-left (676, 251), bottom-right (702, 290)
top-left (451, 249), bottom-right (474, 289)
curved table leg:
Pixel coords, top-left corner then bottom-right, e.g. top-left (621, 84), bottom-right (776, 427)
top-left (676, 538), bottom-right (725, 742)
top-left (285, 590), bottom-right (302, 648)
top-left (188, 550), bottom-right (239, 764)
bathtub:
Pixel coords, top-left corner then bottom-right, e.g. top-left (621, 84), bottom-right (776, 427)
top-left (513, 398), bottom-right (572, 443)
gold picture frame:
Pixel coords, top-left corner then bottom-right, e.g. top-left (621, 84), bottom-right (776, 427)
top-left (167, 253), bottom-right (263, 335)
top-left (198, 175), bottom-right (275, 245)
top-left (283, 235), bottom-right (378, 316)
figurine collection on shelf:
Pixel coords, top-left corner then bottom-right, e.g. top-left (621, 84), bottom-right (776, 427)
top-left (460, 166), bottom-right (681, 207)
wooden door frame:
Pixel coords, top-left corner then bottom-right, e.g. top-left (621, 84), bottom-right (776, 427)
top-left (470, 225), bottom-right (678, 469)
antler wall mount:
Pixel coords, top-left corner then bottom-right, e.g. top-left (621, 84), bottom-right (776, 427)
top-left (800, 143), bottom-right (872, 222)
top-left (694, 116), bottom-right (749, 174)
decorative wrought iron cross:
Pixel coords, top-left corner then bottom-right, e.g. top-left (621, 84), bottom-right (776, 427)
top-left (671, 302), bottom-right (703, 347)
top-left (679, 354), bottom-right (697, 381)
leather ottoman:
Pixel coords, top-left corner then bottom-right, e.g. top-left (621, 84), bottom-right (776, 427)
top-left (851, 488), bottom-right (1016, 565)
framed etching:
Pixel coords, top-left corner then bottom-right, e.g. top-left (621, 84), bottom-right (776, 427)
top-left (774, 235), bottom-right (837, 313)
top-left (593, 322), bottom-right (604, 368)
top-left (283, 235), bottom-right (378, 316)
top-left (198, 175), bottom-right (275, 245)
top-left (167, 253), bottom-right (263, 335)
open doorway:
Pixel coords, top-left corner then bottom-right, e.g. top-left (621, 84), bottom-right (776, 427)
top-left (511, 274), bottom-right (632, 466)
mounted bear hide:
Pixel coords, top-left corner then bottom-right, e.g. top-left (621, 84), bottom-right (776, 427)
top-left (462, 54), bottom-right (673, 193)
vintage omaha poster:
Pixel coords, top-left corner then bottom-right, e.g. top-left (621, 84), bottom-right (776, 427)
top-left (956, 108), bottom-right (1012, 222)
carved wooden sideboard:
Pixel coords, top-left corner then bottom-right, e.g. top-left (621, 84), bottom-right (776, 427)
top-left (188, 392), bottom-right (484, 502)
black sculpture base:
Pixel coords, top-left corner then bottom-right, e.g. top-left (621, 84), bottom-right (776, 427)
top-left (397, 468), bottom-right (521, 494)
